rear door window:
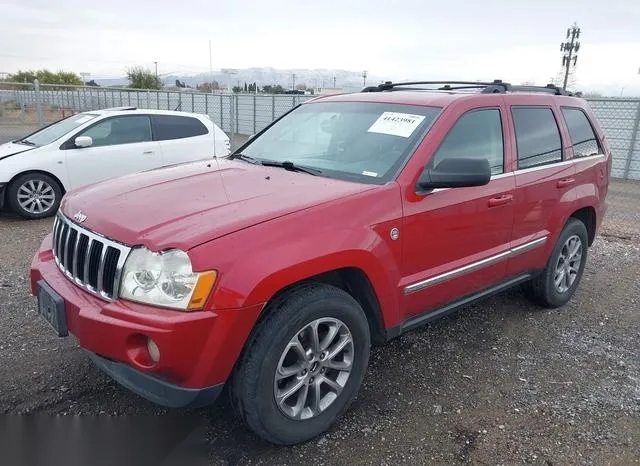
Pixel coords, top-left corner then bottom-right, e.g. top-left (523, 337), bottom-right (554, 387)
top-left (511, 107), bottom-right (563, 169)
top-left (152, 115), bottom-right (209, 141)
top-left (561, 108), bottom-right (602, 158)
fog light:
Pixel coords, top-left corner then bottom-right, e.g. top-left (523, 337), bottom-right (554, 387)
top-left (147, 338), bottom-right (160, 363)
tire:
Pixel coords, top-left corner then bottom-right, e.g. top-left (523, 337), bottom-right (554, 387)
top-left (7, 173), bottom-right (62, 219)
top-left (229, 283), bottom-right (371, 445)
top-left (526, 218), bottom-right (589, 308)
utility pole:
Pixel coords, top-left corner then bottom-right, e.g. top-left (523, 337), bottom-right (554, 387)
top-left (362, 70), bottom-right (368, 87)
top-left (292, 73), bottom-right (296, 90)
top-left (154, 61), bottom-right (158, 80)
top-left (333, 75), bottom-right (336, 88)
top-left (560, 23), bottom-right (580, 91)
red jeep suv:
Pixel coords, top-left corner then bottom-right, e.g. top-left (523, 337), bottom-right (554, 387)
top-left (30, 80), bottom-right (610, 444)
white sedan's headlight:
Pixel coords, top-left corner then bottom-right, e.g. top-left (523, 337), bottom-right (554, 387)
top-left (119, 247), bottom-right (217, 311)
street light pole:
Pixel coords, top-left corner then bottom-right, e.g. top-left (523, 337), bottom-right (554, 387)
top-left (362, 70), bottom-right (368, 88)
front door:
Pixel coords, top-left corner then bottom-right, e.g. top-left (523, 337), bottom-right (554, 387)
top-left (400, 105), bottom-right (516, 319)
top-left (64, 115), bottom-right (162, 190)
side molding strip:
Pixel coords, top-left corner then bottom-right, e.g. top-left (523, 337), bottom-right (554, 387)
top-left (404, 236), bottom-right (548, 295)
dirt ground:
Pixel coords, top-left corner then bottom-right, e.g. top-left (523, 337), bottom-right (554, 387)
top-left (0, 180), bottom-right (639, 465)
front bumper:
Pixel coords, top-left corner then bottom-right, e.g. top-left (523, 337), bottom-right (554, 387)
top-left (87, 352), bottom-right (223, 408)
top-left (30, 234), bottom-right (264, 406)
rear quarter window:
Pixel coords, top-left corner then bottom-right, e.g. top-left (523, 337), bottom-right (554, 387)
top-left (561, 108), bottom-right (602, 158)
top-left (152, 115), bottom-right (209, 141)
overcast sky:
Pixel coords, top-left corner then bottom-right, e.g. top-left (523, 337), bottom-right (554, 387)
top-left (2, 0), bottom-right (639, 95)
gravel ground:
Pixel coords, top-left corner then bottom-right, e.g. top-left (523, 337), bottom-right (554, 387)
top-left (1, 180), bottom-right (639, 465)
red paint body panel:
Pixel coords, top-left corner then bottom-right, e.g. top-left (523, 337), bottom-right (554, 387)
top-left (30, 90), bottom-right (610, 394)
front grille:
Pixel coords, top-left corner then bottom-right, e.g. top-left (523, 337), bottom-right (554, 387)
top-left (52, 213), bottom-right (131, 300)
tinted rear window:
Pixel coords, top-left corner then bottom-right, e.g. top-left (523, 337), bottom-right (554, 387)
top-left (561, 108), bottom-right (602, 158)
top-left (512, 107), bottom-right (563, 169)
top-left (152, 115), bottom-right (209, 141)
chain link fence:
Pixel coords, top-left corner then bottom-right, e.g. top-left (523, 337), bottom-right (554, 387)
top-left (2, 81), bottom-right (639, 181)
top-left (0, 81), bottom-right (313, 150)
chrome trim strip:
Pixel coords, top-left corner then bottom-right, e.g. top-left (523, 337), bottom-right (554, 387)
top-left (83, 237), bottom-right (93, 285)
top-left (72, 231), bottom-right (82, 281)
top-left (511, 237), bottom-right (547, 254)
top-left (404, 236), bottom-right (548, 295)
top-left (514, 160), bottom-right (572, 175)
top-left (96, 245), bottom-right (108, 294)
top-left (405, 250), bottom-right (511, 294)
top-left (573, 153), bottom-right (605, 162)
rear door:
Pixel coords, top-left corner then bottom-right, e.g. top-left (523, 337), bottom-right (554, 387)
top-left (505, 98), bottom-right (576, 277)
top-left (151, 114), bottom-right (213, 165)
top-left (64, 115), bottom-right (162, 189)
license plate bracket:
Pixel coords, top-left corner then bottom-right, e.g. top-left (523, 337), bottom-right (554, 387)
top-left (37, 280), bottom-right (68, 337)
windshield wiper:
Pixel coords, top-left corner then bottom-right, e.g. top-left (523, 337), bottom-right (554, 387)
top-left (14, 139), bottom-right (36, 146)
top-left (260, 160), bottom-right (322, 176)
top-left (229, 153), bottom-right (260, 164)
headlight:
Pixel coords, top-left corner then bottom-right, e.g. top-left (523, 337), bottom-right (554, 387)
top-left (119, 247), bottom-right (217, 311)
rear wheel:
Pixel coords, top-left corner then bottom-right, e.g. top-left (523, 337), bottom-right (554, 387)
top-left (526, 218), bottom-right (588, 308)
top-left (230, 283), bottom-right (371, 445)
top-left (8, 173), bottom-right (62, 219)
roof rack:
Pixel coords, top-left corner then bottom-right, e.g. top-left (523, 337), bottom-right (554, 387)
top-left (361, 80), bottom-right (575, 96)
top-left (102, 106), bottom-right (137, 111)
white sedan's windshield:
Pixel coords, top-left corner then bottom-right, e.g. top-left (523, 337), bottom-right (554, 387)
top-left (239, 101), bottom-right (441, 183)
top-left (21, 113), bottom-right (99, 146)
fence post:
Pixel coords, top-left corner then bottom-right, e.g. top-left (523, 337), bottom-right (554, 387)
top-left (235, 94), bottom-right (239, 137)
top-left (230, 94), bottom-right (236, 150)
top-left (271, 95), bottom-right (275, 121)
top-left (624, 101), bottom-right (640, 180)
top-left (205, 93), bottom-right (209, 116)
top-left (191, 93), bottom-right (195, 113)
top-left (253, 94), bottom-right (257, 134)
top-left (219, 95), bottom-right (224, 129)
top-left (34, 79), bottom-right (43, 126)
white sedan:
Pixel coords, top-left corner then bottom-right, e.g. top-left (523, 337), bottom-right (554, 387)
top-left (0, 107), bottom-right (230, 219)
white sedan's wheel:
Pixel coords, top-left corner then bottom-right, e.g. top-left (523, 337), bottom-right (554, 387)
top-left (8, 173), bottom-right (62, 219)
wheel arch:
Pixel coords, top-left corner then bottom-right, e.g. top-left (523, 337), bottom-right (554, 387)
top-left (8, 169), bottom-right (67, 195)
top-left (569, 205), bottom-right (596, 246)
top-left (5, 170), bottom-right (66, 213)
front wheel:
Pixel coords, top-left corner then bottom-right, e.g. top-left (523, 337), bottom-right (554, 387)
top-left (230, 283), bottom-right (371, 445)
top-left (8, 173), bottom-right (62, 219)
top-left (526, 218), bottom-right (589, 308)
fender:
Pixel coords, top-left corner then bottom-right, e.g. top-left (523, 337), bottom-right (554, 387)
top-left (188, 185), bottom-right (404, 329)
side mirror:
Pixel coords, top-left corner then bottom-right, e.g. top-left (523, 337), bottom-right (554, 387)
top-left (417, 157), bottom-right (491, 191)
top-left (74, 136), bottom-right (93, 148)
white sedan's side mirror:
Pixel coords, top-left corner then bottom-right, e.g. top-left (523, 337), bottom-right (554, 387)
top-left (74, 136), bottom-right (93, 148)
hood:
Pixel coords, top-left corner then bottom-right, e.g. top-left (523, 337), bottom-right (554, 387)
top-left (0, 141), bottom-right (36, 161)
top-left (60, 158), bottom-right (375, 251)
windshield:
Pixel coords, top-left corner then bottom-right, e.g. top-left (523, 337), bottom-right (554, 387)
top-left (19, 113), bottom-right (99, 146)
top-left (238, 101), bottom-right (441, 183)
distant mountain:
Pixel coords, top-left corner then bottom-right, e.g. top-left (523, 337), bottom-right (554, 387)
top-left (95, 68), bottom-right (383, 92)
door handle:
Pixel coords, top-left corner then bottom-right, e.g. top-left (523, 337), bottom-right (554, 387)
top-left (142, 150), bottom-right (154, 155)
top-left (557, 178), bottom-right (575, 188)
top-left (488, 194), bottom-right (514, 207)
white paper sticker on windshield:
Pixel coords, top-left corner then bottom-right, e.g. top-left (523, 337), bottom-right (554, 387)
top-left (367, 112), bottom-right (426, 138)
top-left (75, 115), bottom-right (94, 124)
top-left (362, 170), bottom-right (379, 177)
